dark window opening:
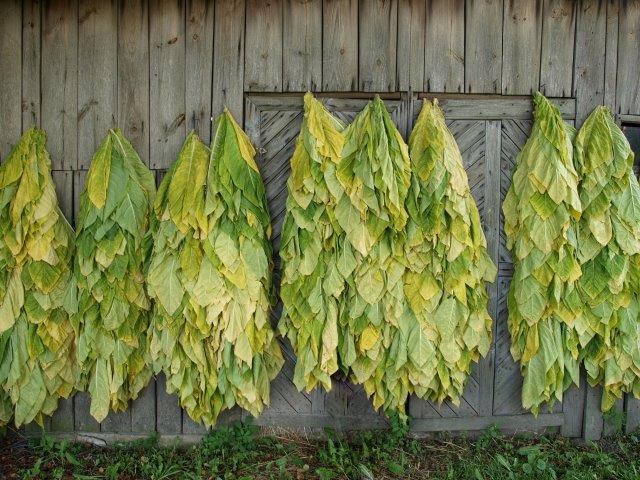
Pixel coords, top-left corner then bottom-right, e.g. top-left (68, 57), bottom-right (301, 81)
top-left (622, 123), bottom-right (640, 177)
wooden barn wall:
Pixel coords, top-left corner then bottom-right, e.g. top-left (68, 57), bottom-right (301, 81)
top-left (0, 0), bottom-right (638, 441)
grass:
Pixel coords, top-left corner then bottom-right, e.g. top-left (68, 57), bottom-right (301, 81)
top-left (1, 416), bottom-right (639, 479)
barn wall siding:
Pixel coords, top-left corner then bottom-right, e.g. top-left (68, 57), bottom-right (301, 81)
top-left (0, 0), bottom-right (638, 440)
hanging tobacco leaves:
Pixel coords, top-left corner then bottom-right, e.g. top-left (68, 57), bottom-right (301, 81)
top-left (74, 129), bottom-right (156, 422)
top-left (0, 128), bottom-right (76, 427)
top-left (150, 112), bottom-right (282, 427)
top-left (279, 93), bottom-right (345, 393)
top-left (334, 96), bottom-right (412, 414)
top-left (574, 106), bottom-right (640, 411)
top-left (404, 100), bottom-right (496, 405)
top-left (502, 92), bottom-right (582, 414)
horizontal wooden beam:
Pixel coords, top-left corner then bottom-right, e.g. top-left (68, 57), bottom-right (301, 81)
top-left (416, 95), bottom-right (576, 120)
top-left (410, 413), bottom-right (564, 432)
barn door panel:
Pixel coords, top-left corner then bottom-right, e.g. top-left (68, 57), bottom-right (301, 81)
top-left (244, 94), bottom-right (406, 428)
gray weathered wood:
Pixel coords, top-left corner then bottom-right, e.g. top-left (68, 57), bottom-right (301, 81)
top-left (245, 0), bottom-right (283, 92)
top-left (150, 0), bottom-right (186, 170)
top-left (212, 0), bottom-right (245, 118)
top-left (417, 95), bottom-right (576, 119)
top-left (41, 0), bottom-right (78, 170)
top-left (0, 0), bottom-right (21, 158)
top-left (22, 0), bottom-right (41, 130)
top-left (615, 0), bottom-right (640, 114)
top-left (131, 383), bottom-right (156, 433)
top-left (397, 0), bottom-right (425, 92)
top-left (502, 0), bottom-right (543, 95)
top-left (423, 0), bottom-right (464, 92)
top-left (603, 0), bottom-right (619, 111)
top-left (411, 413), bottom-right (564, 432)
top-left (465, 0), bottom-right (503, 93)
top-left (574, 0), bottom-right (607, 126)
top-left (626, 396), bottom-right (640, 433)
top-left (583, 385), bottom-right (604, 441)
top-left (77, 0), bottom-right (117, 170)
top-left (359, 0), bottom-right (398, 92)
top-left (540, 0), bottom-right (576, 97)
top-left (322, 0), bottom-right (358, 91)
top-left (156, 374), bottom-right (182, 435)
top-left (186, 0), bottom-right (214, 142)
top-left (118, 0), bottom-right (150, 165)
top-left (283, 0), bottom-right (322, 92)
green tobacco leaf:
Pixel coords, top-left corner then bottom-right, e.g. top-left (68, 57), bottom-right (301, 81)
top-left (334, 96), bottom-right (411, 416)
top-left (574, 106), bottom-right (640, 411)
top-left (75, 129), bottom-right (155, 422)
top-left (404, 99), bottom-right (496, 406)
top-left (0, 127), bottom-right (76, 427)
top-left (279, 93), bottom-right (345, 393)
top-left (502, 92), bottom-right (581, 414)
top-left (149, 117), bottom-right (282, 428)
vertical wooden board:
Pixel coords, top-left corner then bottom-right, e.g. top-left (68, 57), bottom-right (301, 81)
top-left (615, 0), bottom-right (640, 114)
top-left (626, 397), bottom-right (640, 433)
top-left (359, 0), bottom-right (398, 92)
top-left (78, 0), bottom-right (117, 170)
top-left (150, 0), bottom-right (186, 169)
top-left (583, 385), bottom-right (604, 440)
top-left (73, 169), bottom-right (100, 433)
top-left (118, 0), bottom-right (150, 165)
top-left (283, 0), bottom-right (322, 92)
top-left (574, 0), bottom-right (607, 126)
top-left (603, 398), bottom-right (624, 436)
top-left (41, 0), bottom-right (78, 170)
top-left (245, 0), bottom-right (283, 92)
top-left (131, 382), bottom-right (157, 433)
top-left (0, 0), bottom-right (21, 158)
top-left (539, 0), bottom-right (576, 97)
top-left (101, 410), bottom-right (132, 434)
top-left (397, 0), bottom-right (425, 92)
top-left (423, 0), bottom-right (464, 93)
top-left (561, 382), bottom-right (585, 437)
top-left (212, 0), bottom-right (245, 118)
top-left (156, 373), bottom-right (182, 435)
top-left (22, 0), bottom-right (41, 130)
top-left (465, 0), bottom-right (503, 93)
top-left (322, 0), bottom-right (358, 91)
top-left (603, 0), bottom-right (619, 111)
top-left (502, 0), bottom-right (543, 95)
top-left (186, 0), bottom-right (214, 142)
top-left (49, 169), bottom-right (74, 433)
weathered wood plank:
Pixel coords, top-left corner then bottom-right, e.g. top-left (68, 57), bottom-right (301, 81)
top-left (48, 168), bottom-right (75, 433)
top-left (118, 0), bottom-right (150, 165)
top-left (22, 0), bottom-right (41, 130)
top-left (423, 0), bottom-right (464, 92)
top-left (156, 374), bottom-right (182, 435)
top-left (603, 0), bottom-right (619, 111)
top-left (465, 0), bottom-right (503, 93)
top-left (539, 0), bottom-right (576, 97)
top-left (245, 0), bottom-right (283, 92)
top-left (150, 0), bottom-right (186, 170)
top-left (78, 0), bottom-right (117, 170)
top-left (574, 0), bottom-right (607, 126)
top-left (417, 95), bottom-right (576, 119)
top-left (359, 0), bottom-right (398, 92)
top-left (322, 0), bottom-right (358, 91)
top-left (397, 0), bottom-right (425, 92)
top-left (479, 120), bottom-right (501, 416)
top-left (583, 385), bottom-right (604, 441)
top-left (615, 0), bottom-right (640, 114)
top-left (212, 0), bottom-right (245, 118)
top-left (41, 0), bottom-right (78, 170)
top-left (186, 0), bottom-right (214, 142)
top-left (626, 396), bottom-right (640, 433)
top-left (411, 413), bottom-right (564, 432)
top-left (502, 0), bottom-right (543, 95)
top-left (283, 0), bottom-right (322, 92)
top-left (0, 0), bottom-right (21, 158)
top-left (131, 382), bottom-right (156, 433)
